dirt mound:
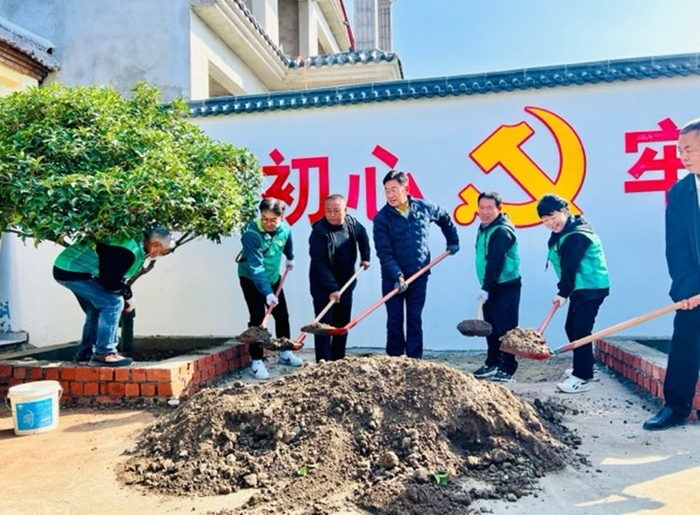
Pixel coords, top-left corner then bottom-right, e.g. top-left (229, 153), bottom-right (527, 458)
top-left (119, 356), bottom-right (575, 514)
top-left (500, 327), bottom-right (553, 357)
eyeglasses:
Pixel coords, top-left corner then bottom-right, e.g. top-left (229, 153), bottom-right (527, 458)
top-left (261, 216), bottom-right (281, 224)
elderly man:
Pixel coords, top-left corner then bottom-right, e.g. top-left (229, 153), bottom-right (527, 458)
top-left (308, 194), bottom-right (371, 362)
top-left (53, 227), bottom-right (175, 367)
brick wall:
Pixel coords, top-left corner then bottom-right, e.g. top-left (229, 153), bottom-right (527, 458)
top-left (595, 339), bottom-right (700, 420)
top-left (0, 342), bottom-right (250, 405)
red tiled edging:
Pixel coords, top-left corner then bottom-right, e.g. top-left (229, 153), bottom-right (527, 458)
top-left (0, 341), bottom-right (250, 405)
top-left (596, 338), bottom-right (700, 420)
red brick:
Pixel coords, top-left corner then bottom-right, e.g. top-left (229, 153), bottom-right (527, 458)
top-left (13, 367), bottom-right (27, 379)
top-left (74, 368), bottom-right (101, 382)
top-left (45, 368), bottom-right (60, 381)
top-left (157, 383), bottom-right (174, 397)
top-left (140, 383), bottom-right (156, 397)
top-left (114, 369), bottom-right (130, 382)
top-left (107, 382), bottom-right (126, 396)
top-left (69, 382), bottom-right (84, 395)
top-left (100, 383), bottom-right (109, 395)
top-left (0, 364), bottom-right (12, 378)
top-left (83, 382), bottom-right (99, 396)
top-left (131, 369), bottom-right (147, 383)
top-left (9, 378), bottom-right (23, 387)
top-left (60, 368), bottom-right (76, 381)
top-left (124, 383), bottom-right (140, 397)
top-left (28, 367), bottom-right (44, 380)
top-left (99, 368), bottom-right (114, 381)
top-left (145, 369), bottom-right (171, 383)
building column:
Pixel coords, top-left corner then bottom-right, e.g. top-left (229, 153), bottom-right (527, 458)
top-left (251, 0), bottom-right (280, 46)
top-left (298, 0), bottom-right (317, 56)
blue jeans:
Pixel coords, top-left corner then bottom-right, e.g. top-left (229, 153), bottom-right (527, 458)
top-left (382, 275), bottom-right (428, 359)
top-left (56, 279), bottom-right (124, 356)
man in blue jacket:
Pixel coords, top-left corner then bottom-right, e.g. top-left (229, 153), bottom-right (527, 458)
top-left (372, 170), bottom-right (460, 359)
top-left (644, 118), bottom-right (700, 430)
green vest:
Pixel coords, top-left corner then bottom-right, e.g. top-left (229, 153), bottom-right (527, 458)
top-left (237, 219), bottom-right (290, 284)
top-left (548, 231), bottom-right (609, 290)
top-left (475, 224), bottom-right (520, 286)
top-left (54, 239), bottom-right (146, 279)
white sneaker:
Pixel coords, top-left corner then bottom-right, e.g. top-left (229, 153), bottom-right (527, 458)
top-left (251, 360), bottom-right (270, 380)
top-left (565, 367), bottom-right (600, 382)
top-left (278, 350), bottom-right (303, 367)
top-left (557, 374), bottom-right (591, 394)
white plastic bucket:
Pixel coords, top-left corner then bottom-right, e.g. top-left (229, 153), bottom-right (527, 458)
top-left (5, 380), bottom-right (63, 436)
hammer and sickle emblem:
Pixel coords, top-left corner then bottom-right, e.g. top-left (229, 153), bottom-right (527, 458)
top-left (455, 106), bottom-right (586, 227)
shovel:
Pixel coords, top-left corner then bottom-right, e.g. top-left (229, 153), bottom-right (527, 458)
top-left (236, 267), bottom-right (291, 345)
top-left (499, 300), bottom-right (561, 359)
top-left (457, 296), bottom-right (493, 337)
top-left (549, 300), bottom-right (684, 358)
top-left (278, 266), bottom-right (366, 350)
top-left (303, 250), bottom-right (451, 337)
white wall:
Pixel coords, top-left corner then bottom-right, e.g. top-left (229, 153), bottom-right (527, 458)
top-left (12, 74), bottom-right (697, 351)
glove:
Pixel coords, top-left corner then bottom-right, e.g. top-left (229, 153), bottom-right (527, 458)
top-left (266, 293), bottom-right (279, 307)
top-left (477, 289), bottom-right (489, 302)
top-left (447, 244), bottom-right (460, 255)
top-left (123, 298), bottom-right (136, 313)
top-left (395, 276), bottom-right (408, 293)
top-left (285, 259), bottom-right (294, 270)
top-left (554, 295), bottom-right (567, 307)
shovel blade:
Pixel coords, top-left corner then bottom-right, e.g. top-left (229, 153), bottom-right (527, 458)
top-left (262, 337), bottom-right (304, 351)
top-left (457, 319), bottom-right (492, 337)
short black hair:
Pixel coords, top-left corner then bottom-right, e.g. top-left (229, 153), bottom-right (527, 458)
top-left (259, 197), bottom-right (286, 216)
top-left (537, 194), bottom-right (569, 217)
top-left (382, 169), bottom-right (408, 186)
top-left (478, 191), bottom-right (502, 208)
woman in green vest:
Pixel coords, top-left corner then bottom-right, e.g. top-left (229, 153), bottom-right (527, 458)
top-left (53, 227), bottom-right (174, 367)
top-left (537, 194), bottom-right (609, 393)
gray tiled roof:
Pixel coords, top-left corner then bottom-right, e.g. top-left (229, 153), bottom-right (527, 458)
top-left (188, 52), bottom-right (700, 117)
top-left (229, 0), bottom-right (402, 75)
top-left (0, 16), bottom-right (59, 71)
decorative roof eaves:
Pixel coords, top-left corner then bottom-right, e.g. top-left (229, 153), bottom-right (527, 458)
top-left (0, 16), bottom-right (60, 71)
top-left (188, 52), bottom-right (700, 117)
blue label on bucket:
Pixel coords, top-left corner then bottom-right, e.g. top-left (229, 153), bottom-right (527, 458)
top-left (15, 397), bottom-right (53, 431)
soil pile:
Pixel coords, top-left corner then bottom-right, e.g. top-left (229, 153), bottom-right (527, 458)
top-left (119, 356), bottom-right (575, 514)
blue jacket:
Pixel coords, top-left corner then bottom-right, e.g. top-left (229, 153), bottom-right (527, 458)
top-left (372, 196), bottom-right (459, 280)
top-left (666, 174), bottom-right (700, 301)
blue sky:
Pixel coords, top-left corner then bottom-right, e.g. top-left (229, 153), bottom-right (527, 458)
top-left (346, 0), bottom-right (700, 79)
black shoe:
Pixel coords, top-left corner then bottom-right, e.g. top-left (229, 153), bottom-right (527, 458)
top-left (73, 352), bottom-right (93, 363)
top-left (473, 364), bottom-right (498, 379)
top-left (643, 407), bottom-right (687, 431)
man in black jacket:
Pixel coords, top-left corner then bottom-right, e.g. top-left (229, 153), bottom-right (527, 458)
top-left (309, 194), bottom-right (371, 362)
top-left (644, 118), bottom-right (700, 430)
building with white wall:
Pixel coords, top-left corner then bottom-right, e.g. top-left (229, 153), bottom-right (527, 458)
top-left (0, 0), bottom-right (402, 101)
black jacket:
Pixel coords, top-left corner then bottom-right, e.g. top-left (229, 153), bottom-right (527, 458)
top-left (308, 215), bottom-right (371, 300)
top-left (666, 173), bottom-right (700, 301)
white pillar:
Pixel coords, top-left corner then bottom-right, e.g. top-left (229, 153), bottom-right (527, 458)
top-left (251, 0), bottom-right (280, 46)
top-left (354, 0), bottom-right (378, 51)
top-left (298, 0), bottom-right (317, 56)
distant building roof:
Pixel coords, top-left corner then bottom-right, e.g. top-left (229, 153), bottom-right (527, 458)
top-left (0, 15), bottom-right (59, 71)
top-left (189, 52), bottom-right (700, 117)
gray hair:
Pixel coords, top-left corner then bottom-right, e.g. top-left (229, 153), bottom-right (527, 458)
top-left (680, 118), bottom-right (700, 136)
top-left (145, 226), bottom-right (175, 249)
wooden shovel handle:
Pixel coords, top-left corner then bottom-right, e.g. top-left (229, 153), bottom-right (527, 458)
top-left (476, 296), bottom-right (484, 321)
top-left (260, 266), bottom-right (291, 328)
top-left (537, 300), bottom-right (561, 335)
top-left (555, 301), bottom-right (685, 354)
top-left (340, 250), bottom-right (452, 335)
top-left (295, 267), bottom-right (366, 343)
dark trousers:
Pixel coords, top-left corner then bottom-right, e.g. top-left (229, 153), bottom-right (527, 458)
top-left (239, 276), bottom-right (290, 360)
top-left (663, 308), bottom-right (700, 418)
top-left (382, 275), bottom-right (428, 359)
top-left (483, 285), bottom-right (520, 375)
top-left (564, 297), bottom-right (604, 380)
top-left (312, 296), bottom-right (352, 363)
